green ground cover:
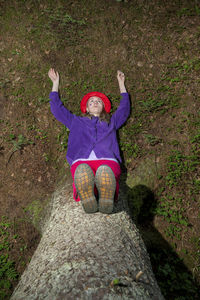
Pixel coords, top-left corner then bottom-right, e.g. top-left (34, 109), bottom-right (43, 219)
top-left (0, 0), bottom-right (199, 298)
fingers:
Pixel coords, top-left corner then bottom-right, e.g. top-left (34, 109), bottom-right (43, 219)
top-left (117, 70), bottom-right (124, 75)
top-left (49, 68), bottom-right (56, 76)
top-left (48, 68), bottom-right (59, 80)
top-left (117, 70), bottom-right (125, 80)
top-left (48, 68), bottom-right (54, 78)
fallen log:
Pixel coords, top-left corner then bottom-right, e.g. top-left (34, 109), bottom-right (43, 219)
top-left (11, 181), bottom-right (164, 300)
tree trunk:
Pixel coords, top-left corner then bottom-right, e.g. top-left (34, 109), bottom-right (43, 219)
top-left (11, 180), bottom-right (164, 300)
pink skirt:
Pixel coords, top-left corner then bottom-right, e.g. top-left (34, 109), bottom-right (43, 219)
top-left (70, 160), bottom-right (121, 202)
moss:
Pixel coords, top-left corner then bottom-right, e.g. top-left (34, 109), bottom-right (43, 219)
top-left (24, 199), bottom-right (49, 231)
top-left (126, 157), bottom-right (161, 190)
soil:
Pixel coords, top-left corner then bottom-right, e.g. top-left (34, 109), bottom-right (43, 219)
top-left (0, 0), bottom-right (199, 298)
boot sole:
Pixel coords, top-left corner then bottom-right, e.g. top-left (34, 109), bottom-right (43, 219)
top-left (95, 165), bottom-right (116, 214)
top-left (74, 164), bottom-right (97, 213)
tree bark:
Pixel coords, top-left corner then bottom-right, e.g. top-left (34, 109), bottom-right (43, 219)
top-left (11, 180), bottom-right (164, 300)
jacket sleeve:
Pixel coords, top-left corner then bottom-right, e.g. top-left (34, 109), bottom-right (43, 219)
top-left (49, 91), bottom-right (74, 129)
top-left (111, 93), bottom-right (130, 129)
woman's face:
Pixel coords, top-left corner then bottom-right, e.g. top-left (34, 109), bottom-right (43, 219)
top-left (86, 96), bottom-right (104, 116)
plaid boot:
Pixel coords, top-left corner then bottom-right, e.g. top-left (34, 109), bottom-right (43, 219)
top-left (95, 165), bottom-right (116, 214)
top-left (74, 164), bottom-right (98, 213)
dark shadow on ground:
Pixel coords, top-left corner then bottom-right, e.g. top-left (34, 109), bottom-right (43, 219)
top-left (118, 165), bottom-right (200, 300)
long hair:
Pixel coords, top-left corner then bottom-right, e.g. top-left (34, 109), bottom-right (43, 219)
top-left (81, 109), bottom-right (111, 123)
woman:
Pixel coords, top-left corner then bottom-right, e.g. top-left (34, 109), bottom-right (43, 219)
top-left (48, 69), bottom-right (130, 214)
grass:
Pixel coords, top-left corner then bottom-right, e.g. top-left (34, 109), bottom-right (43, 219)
top-left (150, 248), bottom-right (199, 300)
top-left (0, 217), bottom-right (18, 299)
top-left (0, 0), bottom-right (200, 299)
top-left (0, 214), bottom-right (40, 299)
top-left (6, 134), bottom-right (34, 166)
top-left (165, 150), bottom-right (199, 188)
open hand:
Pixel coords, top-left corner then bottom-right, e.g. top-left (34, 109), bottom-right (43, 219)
top-left (117, 70), bottom-right (125, 83)
top-left (48, 68), bottom-right (59, 83)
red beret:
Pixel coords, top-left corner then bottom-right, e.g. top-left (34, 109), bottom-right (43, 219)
top-left (80, 92), bottom-right (111, 113)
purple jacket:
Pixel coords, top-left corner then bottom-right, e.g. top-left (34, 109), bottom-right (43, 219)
top-left (49, 92), bottom-right (130, 165)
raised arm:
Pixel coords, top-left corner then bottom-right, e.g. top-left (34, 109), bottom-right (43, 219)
top-left (48, 68), bottom-right (59, 92)
top-left (48, 68), bottom-right (74, 129)
top-left (117, 70), bottom-right (127, 93)
top-left (111, 70), bottom-right (130, 129)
